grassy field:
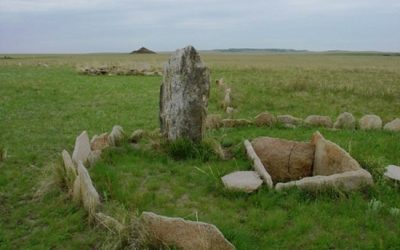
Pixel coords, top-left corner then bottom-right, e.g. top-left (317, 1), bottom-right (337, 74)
top-left (1, 52), bottom-right (400, 249)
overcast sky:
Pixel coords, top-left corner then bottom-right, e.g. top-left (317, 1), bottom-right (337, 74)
top-left (0, 0), bottom-right (399, 53)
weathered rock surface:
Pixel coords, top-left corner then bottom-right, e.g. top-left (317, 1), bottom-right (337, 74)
top-left (254, 112), bottom-right (276, 127)
top-left (252, 137), bottom-right (314, 182)
top-left (277, 115), bottom-right (302, 126)
top-left (76, 161), bottom-right (100, 215)
top-left (221, 171), bottom-right (263, 193)
top-left (383, 118), bottom-right (400, 132)
top-left (129, 129), bottom-right (145, 143)
top-left (275, 169), bottom-right (373, 192)
top-left (312, 131), bottom-right (361, 176)
top-left (90, 133), bottom-right (109, 151)
top-left (72, 131), bottom-right (91, 165)
top-left (159, 46), bottom-right (210, 142)
top-left (359, 114), bottom-right (382, 130)
top-left (244, 140), bottom-right (273, 188)
top-left (206, 114), bottom-right (223, 130)
top-left (333, 112), bottom-right (356, 130)
top-left (140, 211), bottom-right (235, 250)
top-left (304, 115), bottom-right (332, 128)
top-left (222, 119), bottom-right (252, 128)
top-left (384, 165), bottom-right (400, 181)
top-left (223, 88), bottom-right (231, 108)
top-left (109, 125), bottom-right (125, 146)
top-left (62, 150), bottom-right (77, 189)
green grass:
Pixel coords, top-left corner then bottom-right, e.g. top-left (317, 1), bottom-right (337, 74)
top-left (1, 53), bottom-right (400, 249)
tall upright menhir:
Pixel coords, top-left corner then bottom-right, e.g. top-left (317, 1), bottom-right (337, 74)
top-left (159, 46), bottom-right (210, 142)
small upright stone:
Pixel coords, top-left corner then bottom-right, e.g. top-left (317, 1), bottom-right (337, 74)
top-left (109, 125), bottom-right (125, 146)
top-left (72, 131), bottom-right (91, 165)
top-left (159, 46), bottom-right (210, 142)
top-left (359, 115), bottom-right (382, 130)
top-left (333, 112), bottom-right (356, 130)
top-left (383, 118), bottom-right (400, 132)
top-left (90, 133), bottom-right (109, 151)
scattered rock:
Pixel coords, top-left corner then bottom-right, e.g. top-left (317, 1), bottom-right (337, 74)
top-left (72, 131), bottom-right (91, 165)
top-left (76, 161), bottom-right (101, 215)
top-left (206, 114), bottom-right (223, 130)
top-left (276, 115), bottom-right (302, 127)
top-left (139, 211), bottom-right (235, 250)
top-left (359, 114), bottom-right (382, 130)
top-left (333, 112), bottom-right (356, 130)
top-left (312, 131), bottom-right (361, 176)
top-left (109, 125), bottom-right (125, 146)
top-left (222, 119), bottom-right (252, 128)
top-left (304, 115), bottom-right (332, 128)
top-left (254, 112), bottom-right (276, 127)
top-left (384, 165), bottom-right (400, 182)
top-left (383, 118), bottom-right (400, 132)
top-left (90, 133), bottom-right (109, 151)
top-left (251, 137), bottom-right (314, 183)
top-left (221, 171), bottom-right (263, 193)
top-left (159, 46), bottom-right (210, 142)
top-left (275, 169), bottom-right (373, 192)
top-left (244, 140), bottom-right (273, 188)
top-left (130, 129), bottom-right (145, 143)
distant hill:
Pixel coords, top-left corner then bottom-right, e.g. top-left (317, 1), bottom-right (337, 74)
top-left (131, 47), bottom-right (156, 54)
top-left (211, 48), bottom-right (309, 53)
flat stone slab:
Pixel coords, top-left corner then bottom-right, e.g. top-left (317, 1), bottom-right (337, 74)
top-left (384, 165), bottom-right (400, 181)
top-left (221, 171), bottom-right (263, 193)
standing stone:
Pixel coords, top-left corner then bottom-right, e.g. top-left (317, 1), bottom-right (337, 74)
top-left (159, 46), bottom-right (210, 142)
top-left (72, 131), bottom-right (91, 165)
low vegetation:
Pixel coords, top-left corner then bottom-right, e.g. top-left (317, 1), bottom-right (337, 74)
top-left (0, 53), bottom-right (399, 249)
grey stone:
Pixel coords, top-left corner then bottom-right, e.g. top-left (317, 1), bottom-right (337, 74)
top-left (304, 115), bottom-right (333, 128)
top-left (384, 165), bottom-right (400, 181)
top-left (61, 150), bottom-right (77, 189)
top-left (254, 112), bottom-right (276, 127)
top-left (383, 118), bottom-right (400, 132)
top-left (221, 171), bottom-right (263, 193)
top-left (333, 112), bottom-right (356, 130)
top-left (76, 161), bottom-right (101, 215)
top-left (275, 169), bottom-right (373, 192)
top-left (244, 140), bottom-right (273, 188)
top-left (312, 131), bottom-right (361, 176)
top-left (222, 119), bottom-right (252, 128)
top-left (276, 115), bottom-right (302, 126)
top-left (109, 125), bottom-right (124, 146)
top-left (140, 211), bottom-right (235, 250)
top-left (90, 133), bottom-right (109, 151)
top-left (159, 46), bottom-right (210, 142)
top-left (72, 131), bottom-right (91, 165)
top-left (359, 114), bottom-right (382, 130)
